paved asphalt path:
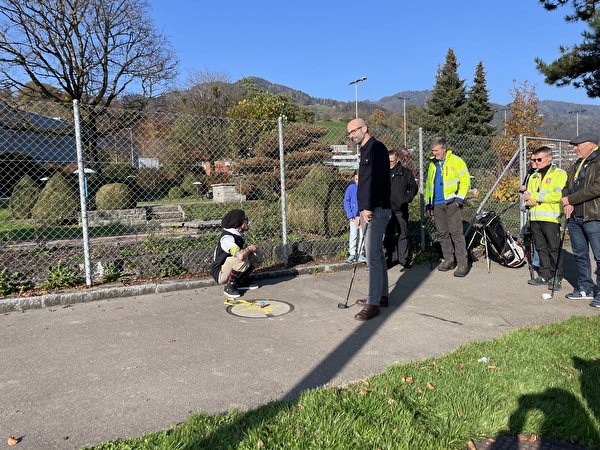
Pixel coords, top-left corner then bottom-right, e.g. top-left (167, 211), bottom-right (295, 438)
top-left (1, 248), bottom-right (598, 449)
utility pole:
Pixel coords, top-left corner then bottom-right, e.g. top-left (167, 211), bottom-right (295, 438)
top-left (397, 97), bottom-right (409, 147)
top-left (349, 77), bottom-right (367, 119)
top-left (569, 109), bottom-right (586, 135)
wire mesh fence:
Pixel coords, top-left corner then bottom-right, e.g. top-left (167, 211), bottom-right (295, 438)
top-left (0, 100), bottom-right (576, 293)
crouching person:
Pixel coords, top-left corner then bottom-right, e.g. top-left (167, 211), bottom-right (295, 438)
top-left (210, 209), bottom-right (264, 298)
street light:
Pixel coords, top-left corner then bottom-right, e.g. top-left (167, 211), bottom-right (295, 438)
top-left (349, 77), bottom-right (367, 119)
top-left (569, 109), bottom-right (587, 135)
top-left (397, 97), bottom-right (409, 147)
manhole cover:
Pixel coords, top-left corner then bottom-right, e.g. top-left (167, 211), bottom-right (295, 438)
top-left (225, 298), bottom-right (294, 318)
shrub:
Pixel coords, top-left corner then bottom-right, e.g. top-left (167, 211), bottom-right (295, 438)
top-left (95, 183), bottom-right (136, 210)
top-left (0, 151), bottom-right (44, 197)
top-left (101, 164), bottom-right (136, 182)
top-left (0, 268), bottom-right (33, 296)
top-left (181, 172), bottom-right (206, 196)
top-left (42, 260), bottom-right (80, 289)
top-left (31, 172), bottom-right (80, 225)
top-left (10, 175), bottom-right (41, 219)
top-left (168, 185), bottom-right (186, 199)
top-left (286, 165), bottom-right (345, 237)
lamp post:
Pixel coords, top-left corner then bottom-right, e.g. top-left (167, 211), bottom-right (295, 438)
top-left (349, 77), bottom-right (367, 119)
top-left (569, 109), bottom-right (587, 135)
top-left (397, 97), bottom-right (409, 147)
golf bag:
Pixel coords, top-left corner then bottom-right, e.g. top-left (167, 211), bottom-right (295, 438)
top-left (475, 211), bottom-right (526, 268)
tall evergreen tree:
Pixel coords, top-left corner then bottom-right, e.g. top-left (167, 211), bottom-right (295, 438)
top-left (463, 61), bottom-right (495, 136)
top-left (420, 48), bottom-right (468, 135)
top-left (536, 0), bottom-right (600, 98)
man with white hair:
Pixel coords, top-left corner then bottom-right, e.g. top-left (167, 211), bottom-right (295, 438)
top-left (560, 133), bottom-right (600, 307)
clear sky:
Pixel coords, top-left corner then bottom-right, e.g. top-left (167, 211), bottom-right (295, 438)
top-left (146, 0), bottom-right (599, 107)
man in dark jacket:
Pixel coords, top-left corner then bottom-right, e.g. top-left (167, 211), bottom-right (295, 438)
top-left (560, 133), bottom-right (600, 307)
top-left (384, 150), bottom-right (418, 268)
top-left (347, 118), bottom-right (391, 321)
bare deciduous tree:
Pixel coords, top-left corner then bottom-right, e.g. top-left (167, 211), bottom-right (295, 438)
top-left (0, 0), bottom-right (179, 106)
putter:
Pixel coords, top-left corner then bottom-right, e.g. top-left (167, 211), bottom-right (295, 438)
top-left (338, 236), bottom-right (365, 309)
top-left (541, 218), bottom-right (568, 300)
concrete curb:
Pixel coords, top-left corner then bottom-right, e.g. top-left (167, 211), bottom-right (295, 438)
top-left (0, 261), bottom-right (356, 313)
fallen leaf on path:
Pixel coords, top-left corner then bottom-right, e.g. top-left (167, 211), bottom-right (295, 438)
top-left (7, 435), bottom-right (19, 446)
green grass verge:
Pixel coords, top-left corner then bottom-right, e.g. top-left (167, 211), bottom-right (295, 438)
top-left (85, 316), bottom-right (600, 450)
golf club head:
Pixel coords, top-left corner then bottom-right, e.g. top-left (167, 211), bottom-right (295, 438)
top-left (338, 302), bottom-right (350, 309)
top-left (541, 293), bottom-right (553, 300)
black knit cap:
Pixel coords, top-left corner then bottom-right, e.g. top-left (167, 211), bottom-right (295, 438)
top-left (221, 209), bottom-right (246, 228)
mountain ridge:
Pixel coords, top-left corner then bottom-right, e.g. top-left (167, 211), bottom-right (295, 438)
top-left (243, 77), bottom-right (600, 138)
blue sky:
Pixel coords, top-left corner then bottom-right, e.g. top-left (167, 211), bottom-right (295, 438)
top-left (147, 0), bottom-right (598, 107)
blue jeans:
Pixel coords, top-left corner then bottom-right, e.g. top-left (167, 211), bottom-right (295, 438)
top-left (348, 219), bottom-right (364, 256)
top-left (362, 207), bottom-right (391, 306)
top-left (567, 217), bottom-right (600, 294)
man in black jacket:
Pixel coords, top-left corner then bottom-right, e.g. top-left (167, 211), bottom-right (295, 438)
top-left (384, 150), bottom-right (418, 268)
top-left (347, 118), bottom-right (391, 321)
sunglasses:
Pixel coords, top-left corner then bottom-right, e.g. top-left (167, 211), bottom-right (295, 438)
top-left (530, 157), bottom-right (545, 162)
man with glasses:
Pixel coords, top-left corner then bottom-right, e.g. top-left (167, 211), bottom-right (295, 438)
top-left (425, 137), bottom-right (470, 277)
top-left (560, 134), bottom-right (600, 307)
top-left (384, 149), bottom-right (418, 269)
top-left (210, 209), bottom-right (264, 298)
top-left (347, 118), bottom-right (391, 320)
top-left (522, 146), bottom-right (567, 292)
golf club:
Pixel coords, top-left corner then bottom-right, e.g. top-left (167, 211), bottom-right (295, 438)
top-left (338, 236), bottom-right (365, 309)
top-left (541, 218), bottom-right (568, 300)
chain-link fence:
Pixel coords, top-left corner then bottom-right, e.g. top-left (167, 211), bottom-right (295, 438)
top-left (0, 100), bottom-right (576, 292)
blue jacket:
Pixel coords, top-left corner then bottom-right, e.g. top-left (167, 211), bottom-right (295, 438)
top-left (343, 182), bottom-right (359, 219)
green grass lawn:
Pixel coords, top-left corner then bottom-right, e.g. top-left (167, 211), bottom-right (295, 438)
top-left (85, 315), bottom-right (600, 450)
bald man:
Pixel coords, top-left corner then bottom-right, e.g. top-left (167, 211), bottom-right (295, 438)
top-left (347, 118), bottom-right (391, 321)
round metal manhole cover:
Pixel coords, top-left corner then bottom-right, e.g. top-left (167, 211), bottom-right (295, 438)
top-left (225, 298), bottom-right (294, 318)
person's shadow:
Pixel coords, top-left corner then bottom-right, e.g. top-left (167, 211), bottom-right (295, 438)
top-left (488, 357), bottom-right (600, 449)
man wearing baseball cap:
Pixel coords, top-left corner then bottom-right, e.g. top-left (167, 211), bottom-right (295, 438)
top-left (560, 134), bottom-right (600, 307)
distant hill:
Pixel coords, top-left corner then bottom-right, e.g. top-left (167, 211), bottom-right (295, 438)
top-left (214, 77), bottom-right (600, 139)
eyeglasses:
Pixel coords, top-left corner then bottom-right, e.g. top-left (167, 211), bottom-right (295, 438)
top-left (530, 157), bottom-right (545, 162)
top-left (347, 126), bottom-right (363, 136)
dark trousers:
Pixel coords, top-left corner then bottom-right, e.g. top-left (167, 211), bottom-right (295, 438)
top-left (384, 209), bottom-right (409, 265)
top-left (530, 221), bottom-right (562, 280)
top-left (433, 202), bottom-right (468, 266)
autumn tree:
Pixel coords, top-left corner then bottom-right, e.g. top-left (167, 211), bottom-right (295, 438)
top-left (536, 0), bottom-right (600, 97)
top-left (369, 109), bottom-right (388, 128)
top-left (420, 48), bottom-right (468, 135)
top-left (170, 69), bottom-right (243, 118)
top-left (0, 0), bottom-right (179, 162)
top-left (490, 81), bottom-right (545, 201)
top-left (227, 78), bottom-right (315, 158)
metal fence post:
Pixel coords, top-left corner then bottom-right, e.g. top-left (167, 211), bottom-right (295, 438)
top-left (278, 117), bottom-right (288, 265)
top-left (418, 128), bottom-right (426, 251)
top-left (72, 100), bottom-right (92, 287)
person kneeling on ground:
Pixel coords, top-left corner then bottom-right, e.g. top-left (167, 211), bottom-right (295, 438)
top-left (210, 209), bottom-right (264, 298)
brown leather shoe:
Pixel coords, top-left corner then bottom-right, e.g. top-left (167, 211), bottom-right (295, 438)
top-left (356, 296), bottom-right (389, 307)
top-left (453, 265), bottom-right (469, 277)
top-left (437, 260), bottom-right (457, 271)
top-left (354, 305), bottom-right (381, 321)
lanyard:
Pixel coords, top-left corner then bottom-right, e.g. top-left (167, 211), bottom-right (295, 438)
top-left (574, 157), bottom-right (587, 180)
